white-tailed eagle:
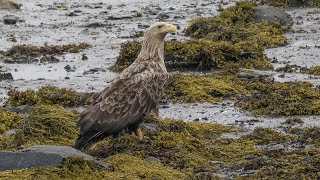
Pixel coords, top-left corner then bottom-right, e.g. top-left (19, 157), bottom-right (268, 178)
top-left (75, 22), bottom-right (177, 149)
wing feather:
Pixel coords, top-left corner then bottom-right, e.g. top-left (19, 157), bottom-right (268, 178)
top-left (77, 73), bottom-right (162, 135)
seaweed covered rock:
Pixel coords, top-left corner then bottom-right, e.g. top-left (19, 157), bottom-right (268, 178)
top-left (0, 104), bottom-right (79, 150)
top-left (164, 73), bottom-right (246, 102)
top-left (88, 117), bottom-right (257, 177)
top-left (8, 86), bottom-right (92, 107)
top-left (112, 1), bottom-right (284, 72)
top-left (0, 108), bottom-right (21, 134)
top-left (242, 127), bottom-right (295, 145)
top-left (0, 43), bottom-right (91, 63)
top-left (236, 81), bottom-right (320, 116)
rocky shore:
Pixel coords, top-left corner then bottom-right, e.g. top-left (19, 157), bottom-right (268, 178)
top-left (1, 0), bottom-right (320, 179)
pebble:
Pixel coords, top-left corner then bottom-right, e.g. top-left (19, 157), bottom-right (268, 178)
top-left (3, 15), bottom-right (19, 25)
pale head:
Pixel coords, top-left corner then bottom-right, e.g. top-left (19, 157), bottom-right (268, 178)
top-left (144, 22), bottom-right (178, 40)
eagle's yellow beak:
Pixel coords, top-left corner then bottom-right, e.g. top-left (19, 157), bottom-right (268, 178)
top-left (164, 24), bottom-right (178, 33)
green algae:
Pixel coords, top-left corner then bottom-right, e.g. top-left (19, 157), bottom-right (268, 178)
top-left (304, 66), bottom-right (320, 75)
top-left (164, 73), bottom-right (247, 103)
top-left (0, 104), bottom-right (79, 150)
top-left (282, 117), bottom-right (304, 126)
top-left (0, 42), bottom-right (91, 60)
top-left (107, 154), bottom-right (188, 179)
top-left (236, 80), bottom-right (320, 116)
top-left (8, 86), bottom-right (92, 107)
top-left (242, 127), bottom-right (295, 145)
top-left (0, 108), bottom-right (21, 134)
top-left (249, 148), bottom-right (320, 179)
top-left (289, 127), bottom-right (320, 145)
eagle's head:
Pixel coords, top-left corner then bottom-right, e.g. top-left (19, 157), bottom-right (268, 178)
top-left (144, 22), bottom-right (177, 40)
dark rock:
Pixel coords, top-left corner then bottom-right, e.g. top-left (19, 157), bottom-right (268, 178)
top-left (83, 67), bottom-right (106, 75)
top-left (0, 145), bottom-right (112, 171)
top-left (85, 22), bottom-right (106, 28)
top-left (254, 5), bottom-right (293, 27)
top-left (82, 54), bottom-right (88, 60)
top-left (3, 15), bottom-right (19, 25)
top-left (108, 15), bottom-right (133, 20)
top-left (8, 105), bottom-right (31, 113)
top-left (64, 65), bottom-right (71, 71)
top-left (0, 72), bottom-right (13, 81)
top-left (0, 0), bottom-right (20, 9)
top-left (278, 73), bottom-right (285, 78)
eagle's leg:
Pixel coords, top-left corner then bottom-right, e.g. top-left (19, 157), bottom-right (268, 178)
top-left (136, 128), bottom-right (144, 140)
top-left (128, 121), bottom-right (144, 140)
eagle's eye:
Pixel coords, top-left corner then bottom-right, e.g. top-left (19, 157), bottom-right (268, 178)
top-left (157, 25), bottom-right (163, 29)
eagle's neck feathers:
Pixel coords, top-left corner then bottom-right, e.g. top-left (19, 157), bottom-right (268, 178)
top-left (137, 35), bottom-right (165, 63)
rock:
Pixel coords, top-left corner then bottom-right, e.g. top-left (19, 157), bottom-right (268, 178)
top-left (236, 72), bottom-right (257, 79)
top-left (85, 22), bottom-right (107, 28)
top-left (0, 72), bottom-right (13, 81)
top-left (195, 172), bottom-right (228, 179)
top-left (108, 15), bottom-right (133, 20)
top-left (0, 0), bottom-right (20, 9)
top-left (3, 15), bottom-right (19, 25)
top-left (0, 145), bottom-right (112, 171)
top-left (7, 105), bottom-right (31, 113)
top-left (145, 156), bottom-right (160, 163)
top-left (83, 68), bottom-right (106, 75)
top-left (254, 5), bottom-right (293, 27)
top-left (141, 123), bottom-right (158, 132)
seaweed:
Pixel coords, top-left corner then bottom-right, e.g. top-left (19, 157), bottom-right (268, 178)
top-left (0, 108), bottom-right (21, 134)
top-left (0, 104), bottom-right (79, 150)
top-left (0, 43), bottom-right (91, 63)
top-left (242, 127), bottom-right (295, 145)
top-left (236, 81), bottom-right (320, 116)
top-left (164, 73), bottom-right (247, 103)
top-left (8, 86), bottom-right (92, 107)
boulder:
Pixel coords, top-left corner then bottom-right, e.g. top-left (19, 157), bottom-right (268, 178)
top-left (0, 145), bottom-right (112, 171)
top-left (254, 5), bottom-right (293, 27)
top-left (0, 0), bottom-right (20, 9)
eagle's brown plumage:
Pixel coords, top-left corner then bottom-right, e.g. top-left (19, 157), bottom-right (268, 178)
top-left (75, 22), bottom-right (177, 149)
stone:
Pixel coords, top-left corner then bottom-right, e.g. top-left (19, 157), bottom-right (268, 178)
top-left (8, 105), bottom-right (31, 113)
top-left (195, 172), bottom-right (228, 179)
top-left (3, 15), bottom-right (19, 25)
top-left (254, 5), bottom-right (293, 27)
top-left (145, 156), bottom-right (160, 163)
top-left (0, 0), bottom-right (20, 9)
top-left (0, 72), bottom-right (13, 81)
top-left (0, 145), bottom-right (112, 171)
